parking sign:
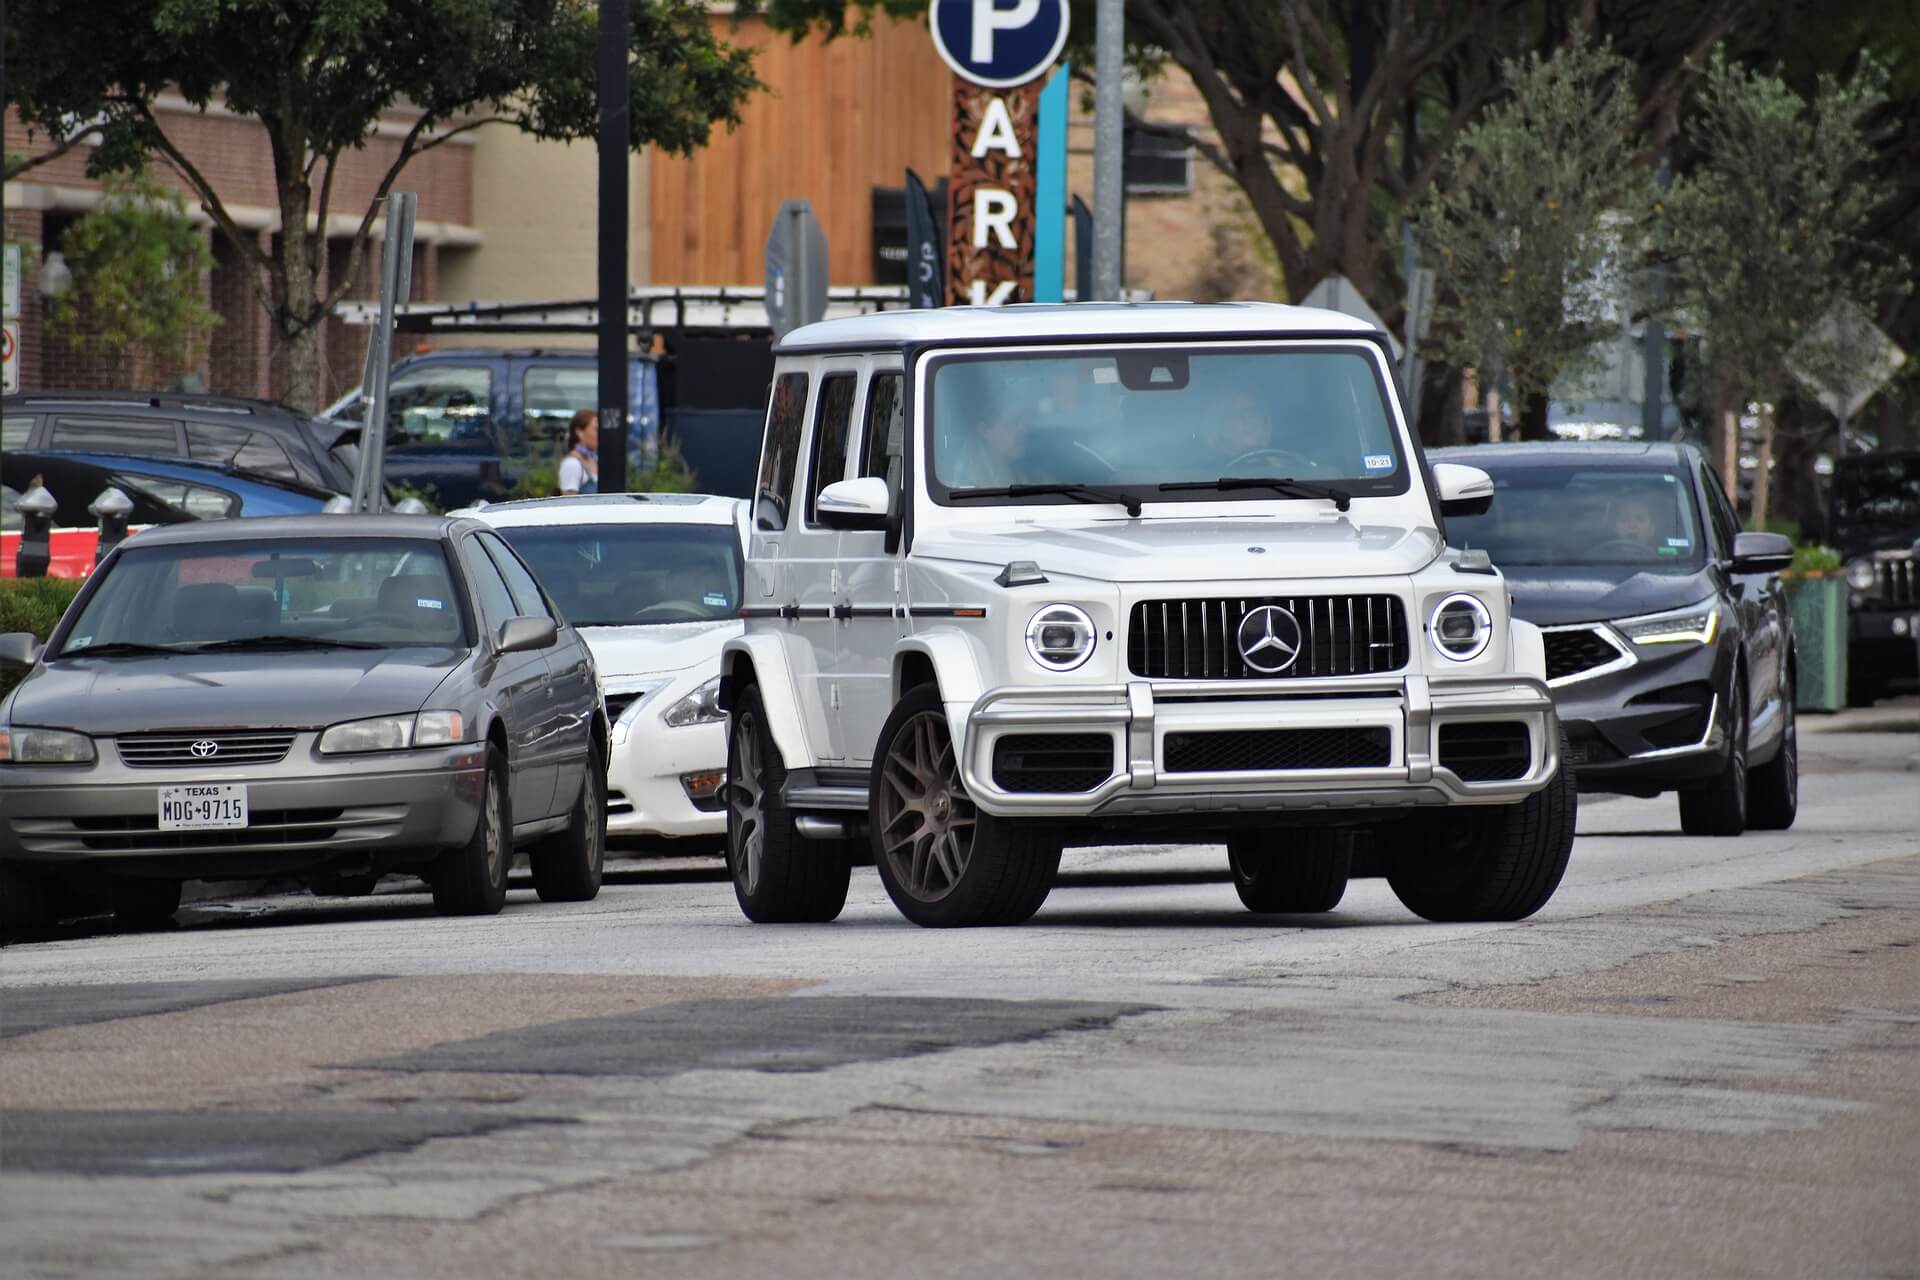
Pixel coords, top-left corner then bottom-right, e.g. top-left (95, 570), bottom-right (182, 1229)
top-left (930, 0), bottom-right (1069, 88)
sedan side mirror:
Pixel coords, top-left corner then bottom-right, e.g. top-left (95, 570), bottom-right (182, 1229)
top-left (1432, 462), bottom-right (1495, 518)
top-left (1730, 530), bottom-right (1794, 575)
top-left (0, 632), bottom-right (43, 666)
top-left (496, 616), bottom-right (557, 654)
top-left (814, 476), bottom-right (891, 530)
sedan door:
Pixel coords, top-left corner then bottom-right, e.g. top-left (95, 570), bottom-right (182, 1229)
top-left (458, 533), bottom-right (557, 824)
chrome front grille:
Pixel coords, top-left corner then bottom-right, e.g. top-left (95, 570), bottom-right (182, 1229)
top-left (116, 730), bottom-right (299, 768)
top-left (1127, 595), bottom-right (1408, 680)
top-left (1874, 552), bottom-right (1917, 606)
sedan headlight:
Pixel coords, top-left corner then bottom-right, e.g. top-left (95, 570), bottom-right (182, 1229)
top-left (662, 676), bottom-right (724, 728)
top-left (1026, 604), bottom-right (1097, 671)
top-left (318, 711), bottom-right (465, 754)
top-left (1428, 594), bottom-right (1492, 661)
top-left (0, 726), bottom-right (97, 764)
top-left (1616, 599), bottom-right (1720, 646)
top-left (1845, 558), bottom-right (1878, 593)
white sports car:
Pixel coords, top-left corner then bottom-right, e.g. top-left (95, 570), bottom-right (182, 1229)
top-left (464, 493), bottom-right (746, 846)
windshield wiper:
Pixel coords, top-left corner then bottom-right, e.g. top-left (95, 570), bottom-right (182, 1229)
top-left (1158, 475), bottom-right (1352, 512)
top-left (191, 635), bottom-right (386, 652)
top-left (54, 641), bottom-right (187, 659)
top-left (949, 482), bottom-right (1143, 518)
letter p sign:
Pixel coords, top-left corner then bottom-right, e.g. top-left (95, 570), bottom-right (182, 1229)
top-left (931, 0), bottom-right (1069, 89)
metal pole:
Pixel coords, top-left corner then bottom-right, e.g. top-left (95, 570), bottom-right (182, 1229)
top-left (1641, 147), bottom-right (1672, 441)
top-left (1090, 0), bottom-right (1124, 301)
top-left (597, 0), bottom-right (631, 495)
top-left (352, 192), bottom-right (415, 513)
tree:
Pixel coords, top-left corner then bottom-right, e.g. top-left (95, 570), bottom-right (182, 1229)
top-left (1415, 37), bottom-right (1646, 439)
top-left (1659, 49), bottom-right (1905, 525)
top-left (4, 0), bottom-right (765, 411)
top-left (47, 172), bottom-right (220, 384)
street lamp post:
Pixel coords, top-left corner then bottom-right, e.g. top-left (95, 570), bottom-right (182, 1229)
top-left (597, 0), bottom-right (630, 494)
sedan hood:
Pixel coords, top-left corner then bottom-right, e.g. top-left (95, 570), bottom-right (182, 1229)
top-left (914, 516), bottom-right (1442, 584)
top-left (1502, 566), bottom-right (1716, 627)
top-left (577, 619), bottom-right (742, 679)
top-left (9, 647), bottom-right (465, 736)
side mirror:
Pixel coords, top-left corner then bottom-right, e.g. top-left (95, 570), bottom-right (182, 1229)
top-left (496, 615), bottom-right (557, 654)
top-left (814, 476), bottom-right (891, 530)
top-left (0, 632), bottom-right (42, 666)
top-left (1730, 530), bottom-right (1794, 575)
top-left (1433, 462), bottom-right (1495, 518)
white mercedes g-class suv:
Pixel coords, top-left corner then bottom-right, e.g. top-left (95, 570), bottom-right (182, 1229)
top-left (719, 303), bottom-right (1573, 928)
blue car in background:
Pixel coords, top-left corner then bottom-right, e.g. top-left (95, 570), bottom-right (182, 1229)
top-left (3, 450), bottom-right (337, 529)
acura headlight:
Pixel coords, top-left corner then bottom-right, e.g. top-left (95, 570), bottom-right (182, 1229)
top-left (1026, 604), bottom-right (1097, 671)
top-left (1845, 558), bottom-right (1878, 593)
top-left (318, 711), bottom-right (465, 754)
top-left (1428, 594), bottom-right (1492, 661)
top-left (0, 726), bottom-right (97, 764)
top-left (1617, 599), bottom-right (1720, 646)
top-left (663, 676), bottom-right (724, 728)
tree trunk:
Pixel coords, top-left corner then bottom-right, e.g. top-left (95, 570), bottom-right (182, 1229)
top-left (1750, 402), bottom-right (1775, 531)
top-left (273, 198), bottom-right (323, 413)
top-left (1518, 391), bottom-right (1551, 441)
top-left (1418, 362), bottom-right (1465, 448)
top-left (1485, 385), bottom-right (1503, 442)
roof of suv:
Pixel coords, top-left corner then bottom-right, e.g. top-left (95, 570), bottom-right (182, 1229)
top-left (775, 301), bottom-right (1380, 353)
top-left (1431, 442), bottom-right (1699, 471)
top-left (4, 390), bottom-right (320, 423)
top-left (458, 492), bottom-right (745, 527)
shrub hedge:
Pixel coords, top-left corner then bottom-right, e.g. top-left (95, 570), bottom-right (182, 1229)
top-left (0, 577), bottom-right (83, 700)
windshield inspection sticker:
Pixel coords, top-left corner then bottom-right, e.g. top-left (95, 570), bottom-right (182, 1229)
top-left (1667, 537), bottom-right (1691, 548)
top-left (416, 598), bottom-right (445, 610)
top-left (1364, 454), bottom-right (1394, 470)
top-left (703, 593), bottom-right (729, 608)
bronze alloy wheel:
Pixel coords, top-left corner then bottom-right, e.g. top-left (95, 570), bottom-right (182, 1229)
top-left (876, 709), bottom-right (976, 903)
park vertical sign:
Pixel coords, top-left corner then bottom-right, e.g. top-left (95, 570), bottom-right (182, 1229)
top-left (931, 0), bottom-right (1068, 307)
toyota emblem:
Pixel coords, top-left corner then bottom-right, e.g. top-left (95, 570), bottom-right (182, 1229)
top-left (1237, 605), bottom-right (1303, 673)
top-left (190, 739), bottom-right (220, 759)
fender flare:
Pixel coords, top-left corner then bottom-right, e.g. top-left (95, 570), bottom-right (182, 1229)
top-left (719, 635), bottom-right (815, 771)
top-left (895, 629), bottom-right (993, 758)
top-left (1509, 617), bottom-right (1548, 685)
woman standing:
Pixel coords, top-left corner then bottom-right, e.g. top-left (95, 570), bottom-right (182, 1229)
top-left (558, 409), bottom-right (599, 495)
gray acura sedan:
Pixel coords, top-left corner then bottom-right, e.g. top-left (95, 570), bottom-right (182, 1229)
top-left (0, 515), bottom-right (608, 930)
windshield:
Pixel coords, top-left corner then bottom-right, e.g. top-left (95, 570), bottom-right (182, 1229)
top-left (1833, 455), bottom-right (1920, 534)
top-left (1447, 465), bottom-right (1706, 569)
top-left (55, 538), bottom-right (470, 654)
top-left (492, 522), bottom-right (742, 627)
top-left (926, 344), bottom-right (1407, 507)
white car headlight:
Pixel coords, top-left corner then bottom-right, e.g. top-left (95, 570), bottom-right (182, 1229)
top-left (663, 676), bottom-right (724, 728)
top-left (1844, 558), bottom-right (1877, 593)
top-left (318, 711), bottom-right (465, 754)
top-left (0, 726), bottom-right (97, 764)
top-left (1429, 594), bottom-right (1492, 661)
top-left (1026, 604), bottom-right (1097, 671)
top-left (1616, 599), bottom-right (1720, 646)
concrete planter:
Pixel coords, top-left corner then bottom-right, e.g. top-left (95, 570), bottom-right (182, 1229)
top-left (1786, 574), bottom-right (1849, 712)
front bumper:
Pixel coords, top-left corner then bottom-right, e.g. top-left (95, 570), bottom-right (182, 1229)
top-left (1850, 606), bottom-right (1920, 679)
top-left (953, 673), bottom-right (1559, 819)
top-left (606, 716), bottom-right (726, 838)
top-left (1544, 626), bottom-right (1733, 793)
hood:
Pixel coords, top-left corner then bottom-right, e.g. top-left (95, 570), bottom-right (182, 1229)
top-left (9, 647), bottom-right (465, 736)
top-left (913, 517), bottom-right (1442, 584)
top-left (577, 619), bottom-right (742, 679)
top-left (1502, 565), bottom-right (1716, 627)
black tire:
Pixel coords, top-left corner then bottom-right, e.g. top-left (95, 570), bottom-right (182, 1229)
top-left (1383, 728), bottom-right (1577, 922)
top-left (1228, 828), bottom-right (1352, 912)
top-left (1, 863), bottom-right (53, 937)
top-left (432, 745), bottom-right (511, 916)
top-left (869, 685), bottom-right (1062, 927)
top-left (110, 877), bottom-right (182, 929)
top-left (1746, 666), bottom-right (1798, 831)
top-left (725, 684), bottom-right (850, 923)
top-left (1679, 670), bottom-right (1748, 837)
top-left (529, 742), bottom-right (607, 902)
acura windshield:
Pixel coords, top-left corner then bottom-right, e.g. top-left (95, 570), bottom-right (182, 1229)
top-left (1447, 466), bottom-right (1706, 569)
top-left (492, 522), bottom-right (742, 626)
top-left (54, 538), bottom-right (470, 655)
top-left (927, 345), bottom-right (1407, 507)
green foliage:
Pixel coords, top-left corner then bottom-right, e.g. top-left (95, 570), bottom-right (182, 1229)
top-left (1416, 37), bottom-right (1645, 406)
top-left (48, 172), bottom-right (219, 375)
top-left (1788, 542), bottom-right (1844, 577)
top-left (0, 577), bottom-right (84, 641)
top-left (509, 439), bottom-right (699, 501)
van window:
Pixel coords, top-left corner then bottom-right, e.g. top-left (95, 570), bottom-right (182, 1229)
top-left (757, 372), bottom-right (809, 531)
top-left (805, 374), bottom-right (858, 525)
top-left (186, 422), bottom-right (297, 481)
top-left (524, 365), bottom-right (599, 453)
top-left (49, 416), bottom-right (181, 455)
top-left (386, 366), bottom-right (494, 447)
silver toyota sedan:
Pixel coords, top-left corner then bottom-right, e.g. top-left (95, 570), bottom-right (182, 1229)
top-left (0, 514), bottom-right (608, 930)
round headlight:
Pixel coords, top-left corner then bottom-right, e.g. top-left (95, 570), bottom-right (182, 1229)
top-left (1429, 593), bottom-right (1492, 662)
top-left (1845, 558), bottom-right (1877, 592)
top-left (1025, 604), bottom-right (1097, 671)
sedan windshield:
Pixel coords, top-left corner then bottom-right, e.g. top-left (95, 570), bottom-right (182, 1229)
top-left (927, 345), bottom-right (1407, 507)
top-left (492, 522), bottom-right (742, 627)
top-left (1447, 466), bottom-right (1706, 569)
top-left (54, 538), bottom-right (470, 655)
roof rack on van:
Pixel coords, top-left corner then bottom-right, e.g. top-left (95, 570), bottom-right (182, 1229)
top-left (332, 285), bottom-right (911, 339)
top-left (5, 390), bottom-right (300, 416)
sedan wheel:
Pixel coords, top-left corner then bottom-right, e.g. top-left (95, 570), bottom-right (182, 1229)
top-left (432, 746), bottom-right (511, 915)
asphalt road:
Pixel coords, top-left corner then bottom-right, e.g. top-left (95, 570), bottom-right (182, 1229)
top-left (2, 713), bottom-right (1916, 1279)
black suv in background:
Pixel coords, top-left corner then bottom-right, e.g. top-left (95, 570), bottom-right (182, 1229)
top-left (2, 392), bottom-right (355, 495)
top-left (1831, 449), bottom-right (1920, 704)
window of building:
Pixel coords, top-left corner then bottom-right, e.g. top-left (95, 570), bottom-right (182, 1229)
top-left (1126, 123), bottom-right (1196, 196)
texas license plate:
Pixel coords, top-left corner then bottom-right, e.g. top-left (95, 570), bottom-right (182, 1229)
top-left (157, 784), bottom-right (249, 830)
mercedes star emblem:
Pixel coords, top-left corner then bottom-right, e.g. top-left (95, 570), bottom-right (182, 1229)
top-left (1237, 605), bottom-right (1303, 673)
top-left (190, 739), bottom-right (220, 759)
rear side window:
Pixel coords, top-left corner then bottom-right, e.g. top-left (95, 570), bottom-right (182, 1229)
top-left (186, 422), bottom-right (297, 481)
top-left (523, 365), bottom-right (600, 452)
top-left (49, 416), bottom-right (182, 455)
top-left (757, 372), bottom-right (809, 530)
top-left (805, 374), bottom-right (858, 525)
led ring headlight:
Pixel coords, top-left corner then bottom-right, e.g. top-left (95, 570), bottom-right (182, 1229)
top-left (1429, 593), bottom-right (1492, 662)
top-left (1025, 604), bottom-right (1097, 671)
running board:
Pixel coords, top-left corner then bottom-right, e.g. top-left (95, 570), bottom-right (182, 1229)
top-left (783, 784), bottom-right (868, 811)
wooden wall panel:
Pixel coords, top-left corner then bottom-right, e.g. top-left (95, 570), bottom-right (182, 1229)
top-left (649, 15), bottom-right (951, 285)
